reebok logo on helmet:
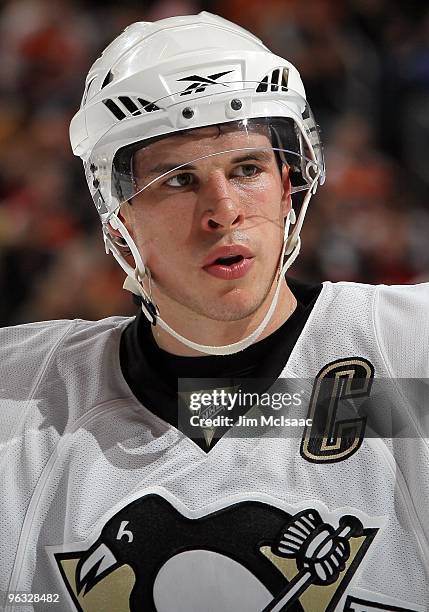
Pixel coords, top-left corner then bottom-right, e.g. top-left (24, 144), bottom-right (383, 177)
top-left (177, 70), bottom-right (234, 95)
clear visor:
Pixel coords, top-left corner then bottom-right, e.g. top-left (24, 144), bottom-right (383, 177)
top-left (86, 85), bottom-right (325, 215)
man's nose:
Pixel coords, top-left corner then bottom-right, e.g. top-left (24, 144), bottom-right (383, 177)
top-left (200, 172), bottom-right (245, 232)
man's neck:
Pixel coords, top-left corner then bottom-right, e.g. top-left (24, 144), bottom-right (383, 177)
top-left (149, 280), bottom-right (297, 357)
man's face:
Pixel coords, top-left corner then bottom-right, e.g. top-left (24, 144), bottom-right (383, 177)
top-left (119, 125), bottom-right (291, 322)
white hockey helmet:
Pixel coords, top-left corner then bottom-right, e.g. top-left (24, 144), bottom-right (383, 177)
top-left (70, 12), bottom-right (325, 355)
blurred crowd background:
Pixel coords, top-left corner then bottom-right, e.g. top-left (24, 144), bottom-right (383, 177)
top-left (0, 0), bottom-right (428, 325)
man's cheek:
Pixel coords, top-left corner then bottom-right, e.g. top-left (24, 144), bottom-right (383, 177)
top-left (132, 232), bottom-right (158, 269)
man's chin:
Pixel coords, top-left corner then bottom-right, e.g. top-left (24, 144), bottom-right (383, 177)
top-left (153, 279), bottom-right (275, 324)
top-left (198, 293), bottom-right (271, 323)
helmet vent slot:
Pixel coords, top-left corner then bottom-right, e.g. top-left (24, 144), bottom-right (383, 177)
top-left (101, 71), bottom-right (114, 89)
top-left (137, 98), bottom-right (160, 112)
top-left (256, 76), bottom-right (269, 93)
top-left (271, 69), bottom-right (280, 91)
top-left (119, 96), bottom-right (141, 115)
top-left (103, 99), bottom-right (126, 120)
top-left (102, 97), bottom-right (161, 121)
top-left (256, 67), bottom-right (289, 93)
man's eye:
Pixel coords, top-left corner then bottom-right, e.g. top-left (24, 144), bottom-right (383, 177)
top-left (232, 164), bottom-right (260, 177)
top-left (164, 173), bottom-right (195, 187)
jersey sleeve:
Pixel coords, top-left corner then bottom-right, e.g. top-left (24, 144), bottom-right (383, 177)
top-left (0, 320), bottom-right (74, 450)
top-left (374, 283), bottom-right (429, 378)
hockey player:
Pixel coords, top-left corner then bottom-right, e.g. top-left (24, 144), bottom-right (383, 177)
top-left (1, 12), bottom-right (428, 612)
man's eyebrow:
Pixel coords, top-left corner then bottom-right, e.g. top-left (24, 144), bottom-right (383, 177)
top-left (229, 150), bottom-right (274, 164)
top-left (139, 162), bottom-right (197, 176)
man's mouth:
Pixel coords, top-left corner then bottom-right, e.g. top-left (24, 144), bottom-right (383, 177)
top-left (202, 246), bottom-right (255, 280)
top-left (214, 254), bottom-right (244, 266)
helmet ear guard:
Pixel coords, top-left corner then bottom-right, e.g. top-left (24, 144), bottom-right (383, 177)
top-left (71, 12), bottom-right (325, 355)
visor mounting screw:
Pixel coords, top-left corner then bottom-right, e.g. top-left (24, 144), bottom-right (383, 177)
top-left (182, 107), bottom-right (194, 119)
top-left (230, 98), bottom-right (242, 111)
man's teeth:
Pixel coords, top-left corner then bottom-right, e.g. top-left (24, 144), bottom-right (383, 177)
top-left (215, 255), bottom-right (243, 265)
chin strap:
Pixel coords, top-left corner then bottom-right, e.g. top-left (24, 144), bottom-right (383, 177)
top-left (119, 169), bottom-right (319, 355)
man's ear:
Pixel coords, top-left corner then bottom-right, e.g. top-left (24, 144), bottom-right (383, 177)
top-left (281, 165), bottom-right (292, 218)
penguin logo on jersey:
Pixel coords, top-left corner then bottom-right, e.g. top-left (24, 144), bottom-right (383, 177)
top-left (47, 493), bottom-right (396, 612)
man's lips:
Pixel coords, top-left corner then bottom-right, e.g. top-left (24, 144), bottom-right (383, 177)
top-left (202, 245), bottom-right (255, 267)
top-left (202, 245), bottom-right (255, 280)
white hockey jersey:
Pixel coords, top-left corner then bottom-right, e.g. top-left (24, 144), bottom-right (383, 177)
top-left (0, 281), bottom-right (428, 612)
